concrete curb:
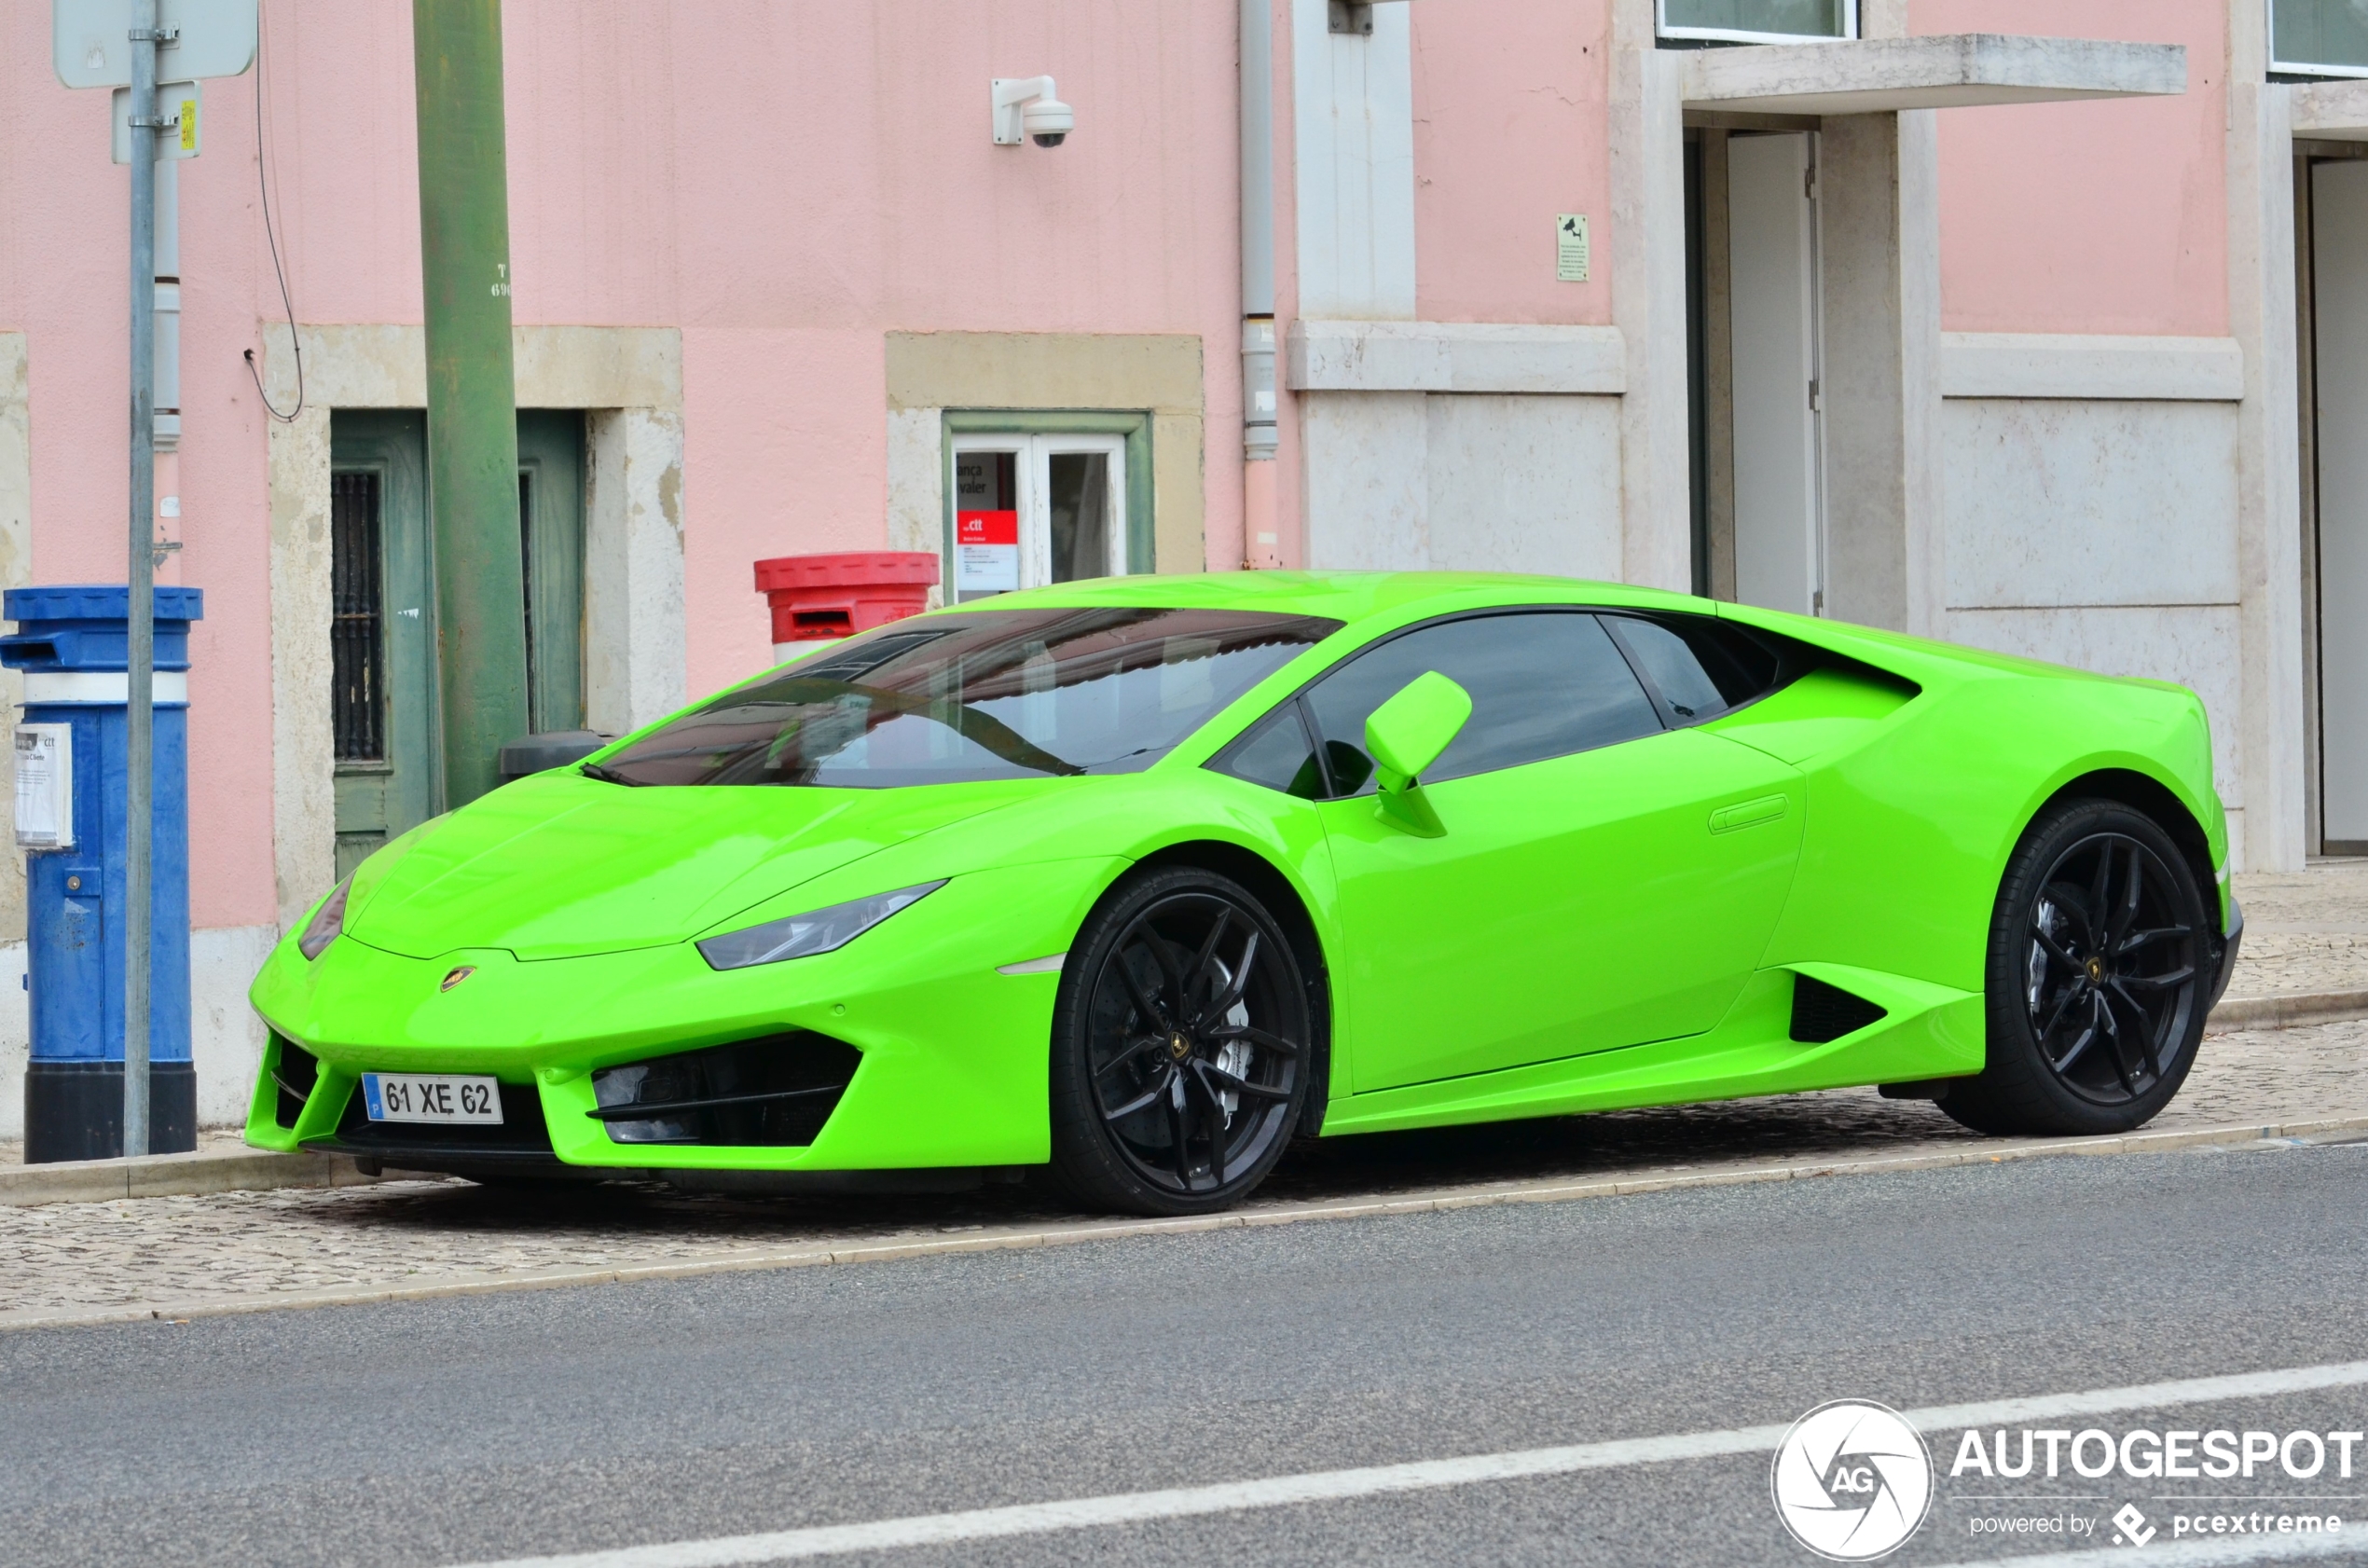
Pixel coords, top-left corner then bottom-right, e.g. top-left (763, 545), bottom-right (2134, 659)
top-left (0, 1148), bottom-right (381, 1207)
top-left (6, 1113), bottom-right (2363, 1335)
top-left (2209, 989), bottom-right (2368, 1032)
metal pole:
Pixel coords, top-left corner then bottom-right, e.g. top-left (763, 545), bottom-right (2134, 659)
top-left (124, 0), bottom-right (159, 1159)
top-left (413, 0), bottom-right (526, 808)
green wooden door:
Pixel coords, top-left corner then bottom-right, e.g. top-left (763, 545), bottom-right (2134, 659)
top-left (330, 410), bottom-right (586, 880)
top-left (516, 410), bottom-right (586, 733)
top-left (331, 412), bottom-right (437, 880)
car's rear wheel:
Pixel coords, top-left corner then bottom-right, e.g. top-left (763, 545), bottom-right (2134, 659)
top-left (1944, 798), bottom-right (2210, 1135)
top-left (1047, 867), bottom-right (1312, 1216)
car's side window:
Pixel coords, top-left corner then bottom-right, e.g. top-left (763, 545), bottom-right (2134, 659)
top-left (1301, 612), bottom-right (1664, 794)
top-left (1601, 613), bottom-right (1783, 724)
top-left (1211, 700), bottom-right (1329, 800)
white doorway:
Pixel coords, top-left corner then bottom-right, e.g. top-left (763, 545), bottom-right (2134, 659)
top-left (950, 433), bottom-right (1130, 603)
top-left (1726, 131), bottom-right (1825, 619)
top-left (2313, 159), bottom-right (2368, 851)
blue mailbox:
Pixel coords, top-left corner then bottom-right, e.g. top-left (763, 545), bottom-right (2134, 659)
top-left (4, 585), bottom-right (202, 1162)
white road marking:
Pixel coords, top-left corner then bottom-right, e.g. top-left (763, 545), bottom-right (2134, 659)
top-left (446, 1359), bottom-right (2368, 1568)
top-left (1929, 1534), bottom-right (2357, 1568)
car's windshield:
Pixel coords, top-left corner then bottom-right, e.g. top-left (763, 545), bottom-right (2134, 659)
top-left (591, 606), bottom-right (1343, 788)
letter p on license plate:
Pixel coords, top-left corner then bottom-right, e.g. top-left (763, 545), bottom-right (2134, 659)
top-left (362, 1072), bottom-right (503, 1124)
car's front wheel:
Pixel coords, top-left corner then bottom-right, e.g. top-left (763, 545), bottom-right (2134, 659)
top-left (1945, 798), bottom-right (2211, 1136)
top-left (1047, 867), bottom-right (1313, 1216)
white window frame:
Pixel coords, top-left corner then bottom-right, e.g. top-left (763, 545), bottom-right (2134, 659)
top-left (2270, 0), bottom-right (2368, 78)
top-left (1655, 0), bottom-right (1856, 47)
top-left (949, 432), bottom-right (1130, 597)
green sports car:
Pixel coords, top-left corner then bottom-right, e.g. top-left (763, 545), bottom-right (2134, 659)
top-left (248, 571), bottom-right (2241, 1215)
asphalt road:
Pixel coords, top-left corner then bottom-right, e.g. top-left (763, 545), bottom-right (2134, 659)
top-left (6, 1140), bottom-right (2368, 1568)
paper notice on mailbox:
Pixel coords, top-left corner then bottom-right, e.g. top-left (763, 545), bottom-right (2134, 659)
top-left (14, 723), bottom-right (73, 849)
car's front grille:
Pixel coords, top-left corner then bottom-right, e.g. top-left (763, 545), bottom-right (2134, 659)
top-left (589, 1032), bottom-right (862, 1148)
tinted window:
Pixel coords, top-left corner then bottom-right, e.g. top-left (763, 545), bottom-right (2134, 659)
top-left (1213, 702), bottom-right (1328, 800)
top-left (1303, 612), bottom-right (1662, 793)
top-left (595, 606), bottom-right (1342, 788)
top-left (1603, 613), bottom-right (1783, 722)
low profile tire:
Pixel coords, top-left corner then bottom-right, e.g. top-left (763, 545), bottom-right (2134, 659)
top-left (1047, 867), bottom-right (1313, 1217)
top-left (1944, 798), bottom-right (2211, 1136)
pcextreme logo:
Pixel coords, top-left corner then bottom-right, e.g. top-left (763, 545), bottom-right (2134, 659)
top-left (1771, 1400), bottom-right (1935, 1561)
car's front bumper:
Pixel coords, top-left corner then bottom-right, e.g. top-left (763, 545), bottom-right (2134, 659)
top-left (245, 859), bottom-right (1124, 1177)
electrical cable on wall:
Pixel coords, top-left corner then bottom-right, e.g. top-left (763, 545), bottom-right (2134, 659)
top-left (243, 11), bottom-right (303, 423)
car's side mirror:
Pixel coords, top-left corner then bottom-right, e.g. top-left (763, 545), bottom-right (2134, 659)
top-left (1364, 671), bottom-right (1470, 836)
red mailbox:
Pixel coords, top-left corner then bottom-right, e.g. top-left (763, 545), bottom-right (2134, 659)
top-left (753, 551), bottom-right (939, 658)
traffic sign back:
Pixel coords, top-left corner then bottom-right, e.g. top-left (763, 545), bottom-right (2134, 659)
top-left (52, 0), bottom-right (255, 89)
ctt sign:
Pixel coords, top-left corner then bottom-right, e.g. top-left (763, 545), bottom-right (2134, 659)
top-left (52, 0), bottom-right (255, 88)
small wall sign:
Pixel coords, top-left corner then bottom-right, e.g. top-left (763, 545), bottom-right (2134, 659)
top-left (1556, 213), bottom-right (1590, 282)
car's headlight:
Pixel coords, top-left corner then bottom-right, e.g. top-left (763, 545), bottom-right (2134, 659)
top-left (695, 881), bottom-right (946, 971)
top-left (297, 876), bottom-right (352, 961)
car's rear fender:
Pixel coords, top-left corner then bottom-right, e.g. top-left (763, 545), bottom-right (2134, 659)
top-left (1757, 667), bottom-right (2217, 995)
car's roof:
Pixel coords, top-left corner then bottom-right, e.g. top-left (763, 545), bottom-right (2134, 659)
top-left (935, 571), bottom-right (1702, 627)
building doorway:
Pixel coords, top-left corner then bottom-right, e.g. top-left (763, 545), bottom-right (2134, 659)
top-left (1686, 128), bottom-right (1826, 616)
top-left (329, 409), bottom-right (587, 876)
top-left (2307, 157), bottom-right (2368, 855)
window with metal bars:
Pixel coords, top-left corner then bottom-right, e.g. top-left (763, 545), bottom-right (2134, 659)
top-left (331, 472), bottom-right (386, 762)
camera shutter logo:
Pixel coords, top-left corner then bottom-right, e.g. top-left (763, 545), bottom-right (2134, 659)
top-left (1770, 1399), bottom-right (1934, 1561)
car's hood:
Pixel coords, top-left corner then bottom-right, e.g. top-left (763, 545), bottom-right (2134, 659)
top-left (345, 773), bottom-right (1044, 961)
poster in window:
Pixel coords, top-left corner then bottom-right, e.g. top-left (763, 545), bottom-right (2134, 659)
top-left (957, 509), bottom-right (1020, 597)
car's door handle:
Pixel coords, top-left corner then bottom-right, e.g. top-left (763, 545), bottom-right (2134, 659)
top-left (1709, 794), bottom-right (1790, 834)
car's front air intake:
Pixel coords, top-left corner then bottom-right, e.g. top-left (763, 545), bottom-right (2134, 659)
top-left (588, 1032), bottom-right (862, 1147)
top-left (269, 1035), bottom-right (319, 1128)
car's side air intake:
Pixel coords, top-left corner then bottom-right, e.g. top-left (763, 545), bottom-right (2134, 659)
top-left (1788, 974), bottom-right (1889, 1044)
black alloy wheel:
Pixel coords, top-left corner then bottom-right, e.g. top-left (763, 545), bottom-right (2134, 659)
top-left (1048, 867), bottom-right (1313, 1215)
top-left (1947, 799), bottom-right (2210, 1136)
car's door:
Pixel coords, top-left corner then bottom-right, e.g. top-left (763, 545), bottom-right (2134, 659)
top-left (1302, 610), bottom-right (1808, 1093)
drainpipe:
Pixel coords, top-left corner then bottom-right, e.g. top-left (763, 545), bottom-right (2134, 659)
top-left (414, 0), bottom-right (527, 806)
top-left (1240, 0), bottom-right (1282, 568)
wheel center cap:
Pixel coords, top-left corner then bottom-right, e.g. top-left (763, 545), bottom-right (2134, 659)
top-left (2086, 956), bottom-right (2106, 983)
top-left (1168, 1033), bottom-right (1190, 1060)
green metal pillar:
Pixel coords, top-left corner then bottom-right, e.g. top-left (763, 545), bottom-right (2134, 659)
top-left (413, 0), bottom-right (526, 806)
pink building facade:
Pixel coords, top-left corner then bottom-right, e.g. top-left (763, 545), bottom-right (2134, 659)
top-left (0, 0), bottom-right (2358, 1129)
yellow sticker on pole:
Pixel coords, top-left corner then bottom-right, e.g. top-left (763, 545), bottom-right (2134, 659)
top-left (179, 97), bottom-right (198, 153)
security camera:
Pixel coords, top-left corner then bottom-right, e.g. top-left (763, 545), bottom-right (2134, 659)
top-left (1024, 96), bottom-right (1073, 148)
top-left (993, 76), bottom-right (1073, 148)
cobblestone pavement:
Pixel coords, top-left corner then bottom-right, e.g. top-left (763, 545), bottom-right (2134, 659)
top-left (0, 863), bottom-right (2359, 1310)
top-left (2, 1017), bottom-right (2362, 1320)
top-left (2228, 858), bottom-right (2368, 997)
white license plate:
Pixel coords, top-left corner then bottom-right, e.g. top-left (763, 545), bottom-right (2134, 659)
top-left (362, 1072), bottom-right (503, 1125)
